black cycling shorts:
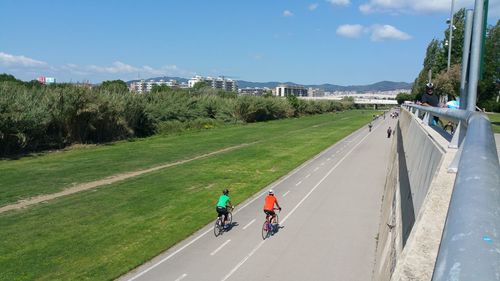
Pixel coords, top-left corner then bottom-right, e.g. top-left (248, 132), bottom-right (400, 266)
top-left (264, 209), bottom-right (275, 216)
top-left (216, 206), bottom-right (228, 216)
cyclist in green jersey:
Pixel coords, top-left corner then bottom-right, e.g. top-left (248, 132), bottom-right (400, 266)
top-left (216, 189), bottom-right (233, 228)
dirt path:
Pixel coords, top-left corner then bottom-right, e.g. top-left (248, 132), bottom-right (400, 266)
top-left (0, 142), bottom-right (256, 214)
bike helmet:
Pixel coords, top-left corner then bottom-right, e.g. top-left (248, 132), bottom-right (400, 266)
top-left (223, 189), bottom-right (229, 195)
top-left (425, 82), bottom-right (434, 90)
top-left (268, 189), bottom-right (274, 195)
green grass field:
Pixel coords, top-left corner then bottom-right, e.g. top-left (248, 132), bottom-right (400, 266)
top-left (0, 112), bottom-right (365, 207)
top-left (487, 112), bottom-right (500, 133)
top-left (0, 110), bottom-right (377, 281)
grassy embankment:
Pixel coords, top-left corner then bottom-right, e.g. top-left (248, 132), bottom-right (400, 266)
top-left (0, 110), bottom-right (377, 281)
top-left (487, 112), bottom-right (500, 133)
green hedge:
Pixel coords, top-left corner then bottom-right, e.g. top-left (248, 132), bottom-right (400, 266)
top-left (0, 80), bottom-right (353, 156)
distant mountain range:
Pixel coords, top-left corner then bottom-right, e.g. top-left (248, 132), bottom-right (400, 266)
top-left (127, 77), bottom-right (412, 92)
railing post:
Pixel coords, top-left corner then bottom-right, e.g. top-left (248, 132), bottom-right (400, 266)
top-left (466, 0), bottom-right (486, 111)
top-left (423, 112), bottom-right (430, 125)
top-left (448, 121), bottom-right (465, 149)
top-left (459, 10), bottom-right (474, 110)
top-left (447, 142), bottom-right (463, 173)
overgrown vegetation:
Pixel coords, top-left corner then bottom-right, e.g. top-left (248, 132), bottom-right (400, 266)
top-left (411, 9), bottom-right (499, 112)
top-left (0, 75), bottom-right (355, 157)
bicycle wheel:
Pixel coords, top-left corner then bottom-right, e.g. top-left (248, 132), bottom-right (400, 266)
top-left (272, 213), bottom-right (279, 225)
top-left (261, 221), bottom-right (270, 240)
top-left (271, 214), bottom-right (279, 234)
top-left (226, 212), bottom-right (233, 226)
top-left (214, 218), bottom-right (222, 237)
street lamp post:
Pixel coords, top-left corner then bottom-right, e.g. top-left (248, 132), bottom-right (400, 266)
top-left (447, 0), bottom-right (455, 72)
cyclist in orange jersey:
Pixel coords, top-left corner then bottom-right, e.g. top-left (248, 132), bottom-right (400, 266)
top-left (263, 190), bottom-right (281, 224)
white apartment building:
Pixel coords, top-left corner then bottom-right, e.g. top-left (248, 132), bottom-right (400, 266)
top-left (188, 75), bottom-right (238, 92)
top-left (275, 84), bottom-right (308, 97)
top-left (131, 79), bottom-right (179, 93)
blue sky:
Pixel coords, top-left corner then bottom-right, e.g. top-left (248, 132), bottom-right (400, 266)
top-left (0, 0), bottom-right (498, 85)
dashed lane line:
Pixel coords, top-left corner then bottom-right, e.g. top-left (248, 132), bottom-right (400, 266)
top-left (125, 123), bottom-right (371, 281)
top-left (221, 120), bottom-right (378, 281)
top-left (242, 219), bottom-right (256, 230)
top-left (174, 273), bottom-right (187, 281)
top-left (210, 240), bottom-right (231, 256)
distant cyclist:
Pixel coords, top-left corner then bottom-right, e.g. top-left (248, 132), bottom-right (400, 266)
top-left (263, 190), bottom-right (281, 224)
top-left (216, 189), bottom-right (233, 229)
top-left (368, 123), bottom-right (373, 132)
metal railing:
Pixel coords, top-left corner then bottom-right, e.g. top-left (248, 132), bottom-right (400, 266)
top-left (404, 104), bottom-right (500, 280)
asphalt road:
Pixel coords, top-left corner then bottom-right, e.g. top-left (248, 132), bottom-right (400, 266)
top-left (119, 113), bottom-right (398, 281)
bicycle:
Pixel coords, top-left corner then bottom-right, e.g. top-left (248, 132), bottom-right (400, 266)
top-left (214, 206), bottom-right (233, 237)
top-left (262, 208), bottom-right (280, 240)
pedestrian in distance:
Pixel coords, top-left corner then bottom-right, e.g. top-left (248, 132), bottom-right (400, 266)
top-left (368, 123), bottom-right (373, 132)
top-left (387, 127), bottom-right (392, 138)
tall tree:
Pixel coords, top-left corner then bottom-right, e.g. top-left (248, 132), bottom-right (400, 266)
top-left (478, 20), bottom-right (500, 111)
top-left (411, 39), bottom-right (446, 99)
top-left (98, 80), bottom-right (128, 93)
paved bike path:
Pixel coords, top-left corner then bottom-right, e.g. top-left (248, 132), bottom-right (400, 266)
top-left (119, 114), bottom-right (397, 281)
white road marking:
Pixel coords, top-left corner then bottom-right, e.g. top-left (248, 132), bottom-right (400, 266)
top-left (221, 240), bottom-right (266, 281)
top-left (174, 273), bottom-right (187, 281)
top-left (283, 190), bottom-right (290, 197)
top-left (210, 240), bottom-right (231, 256)
top-left (320, 162), bottom-right (325, 166)
top-left (327, 158), bottom-right (331, 161)
top-left (126, 227), bottom-right (213, 281)
top-left (126, 137), bottom-right (335, 280)
top-left (313, 167), bottom-right (319, 172)
top-left (282, 124), bottom-right (376, 224)
top-left (222, 123), bottom-right (376, 280)
top-left (295, 180), bottom-right (302, 186)
top-left (242, 219), bottom-right (256, 230)
top-left (127, 122), bottom-right (371, 281)
top-left (305, 174), bottom-right (311, 178)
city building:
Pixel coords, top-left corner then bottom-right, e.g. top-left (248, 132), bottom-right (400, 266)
top-left (308, 88), bottom-right (325, 97)
top-left (188, 75), bottom-right (238, 92)
top-left (37, 76), bottom-right (56, 85)
top-left (275, 84), bottom-right (308, 97)
top-left (238, 87), bottom-right (270, 96)
top-left (130, 79), bottom-right (179, 93)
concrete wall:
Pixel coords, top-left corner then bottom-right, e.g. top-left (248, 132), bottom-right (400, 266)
top-left (373, 108), bottom-right (457, 281)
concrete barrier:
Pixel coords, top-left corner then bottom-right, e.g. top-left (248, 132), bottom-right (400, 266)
top-left (373, 108), bottom-right (457, 281)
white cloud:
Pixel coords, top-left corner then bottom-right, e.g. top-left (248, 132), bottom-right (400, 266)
top-left (283, 10), bottom-right (294, 17)
top-left (336, 24), bottom-right (411, 41)
top-left (336, 24), bottom-right (365, 38)
top-left (327, 0), bottom-right (350, 6)
top-left (369, 24), bottom-right (411, 41)
top-left (309, 3), bottom-right (319, 10)
top-left (86, 61), bottom-right (185, 77)
top-left (0, 52), bottom-right (47, 67)
top-left (0, 51), bottom-right (194, 81)
top-left (89, 61), bottom-right (137, 74)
